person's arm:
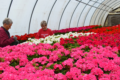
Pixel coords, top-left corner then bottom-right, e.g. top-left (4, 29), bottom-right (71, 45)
top-left (11, 36), bottom-right (19, 46)
top-left (0, 33), bottom-right (15, 47)
top-left (35, 30), bottom-right (41, 39)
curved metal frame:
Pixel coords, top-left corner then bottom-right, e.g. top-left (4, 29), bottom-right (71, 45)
top-left (28, 0), bottom-right (38, 34)
top-left (5, 0), bottom-right (120, 34)
top-left (69, 1), bottom-right (80, 28)
top-left (90, 0), bottom-right (113, 9)
top-left (89, 0), bottom-right (108, 25)
top-left (97, 0), bottom-right (119, 25)
top-left (93, 0), bottom-right (110, 25)
top-left (28, 0), bottom-right (58, 34)
top-left (77, 0), bottom-right (91, 27)
top-left (58, 0), bottom-right (71, 30)
top-left (101, 3), bottom-right (120, 25)
top-left (102, 4), bottom-right (120, 26)
top-left (47, 0), bottom-right (57, 24)
top-left (99, 1), bottom-right (120, 25)
top-left (83, 0), bottom-right (99, 26)
top-left (7, 0), bottom-right (13, 17)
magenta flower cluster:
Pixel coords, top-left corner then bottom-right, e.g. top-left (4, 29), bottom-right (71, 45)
top-left (0, 43), bottom-right (120, 80)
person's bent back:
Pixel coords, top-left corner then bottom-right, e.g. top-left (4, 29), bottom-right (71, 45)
top-left (35, 21), bottom-right (53, 39)
top-left (0, 18), bottom-right (18, 47)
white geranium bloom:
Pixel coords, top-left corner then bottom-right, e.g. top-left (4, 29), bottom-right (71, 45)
top-left (28, 38), bottom-right (32, 40)
top-left (46, 40), bottom-right (53, 44)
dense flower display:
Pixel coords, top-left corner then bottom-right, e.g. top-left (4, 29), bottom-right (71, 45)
top-left (22, 32), bottom-right (96, 45)
top-left (11, 24), bottom-right (120, 42)
top-left (0, 43), bottom-right (120, 80)
top-left (52, 25), bottom-right (100, 34)
top-left (12, 25), bottom-right (100, 42)
top-left (12, 33), bottom-right (37, 41)
top-left (83, 24), bottom-right (120, 34)
top-left (60, 33), bottom-right (120, 50)
top-left (1, 24), bottom-right (120, 80)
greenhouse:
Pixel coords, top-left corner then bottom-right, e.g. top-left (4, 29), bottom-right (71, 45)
top-left (0, 0), bottom-right (120, 80)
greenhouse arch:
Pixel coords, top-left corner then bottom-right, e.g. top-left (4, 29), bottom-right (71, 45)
top-left (0, 0), bottom-right (119, 35)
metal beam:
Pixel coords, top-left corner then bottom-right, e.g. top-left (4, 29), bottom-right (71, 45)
top-left (28, 0), bottom-right (38, 34)
top-left (7, 0), bottom-right (13, 17)
top-left (77, 0), bottom-right (91, 27)
top-left (69, 1), bottom-right (81, 28)
top-left (83, 0), bottom-right (99, 26)
top-left (58, 0), bottom-right (71, 30)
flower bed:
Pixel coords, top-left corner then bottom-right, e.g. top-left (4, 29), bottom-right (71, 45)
top-left (23, 32), bottom-right (96, 45)
top-left (0, 43), bottom-right (120, 80)
top-left (12, 25), bottom-right (100, 43)
top-left (53, 25), bottom-right (100, 34)
top-left (83, 24), bottom-right (120, 34)
top-left (11, 24), bottom-right (120, 43)
top-left (1, 24), bottom-right (120, 80)
top-left (60, 33), bottom-right (120, 50)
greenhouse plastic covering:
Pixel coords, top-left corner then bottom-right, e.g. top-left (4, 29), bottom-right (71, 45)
top-left (0, 0), bottom-right (119, 35)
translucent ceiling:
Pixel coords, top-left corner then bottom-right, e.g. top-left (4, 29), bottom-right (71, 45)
top-left (0, 0), bottom-right (119, 35)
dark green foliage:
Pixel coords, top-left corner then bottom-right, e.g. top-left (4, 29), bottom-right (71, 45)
top-left (10, 60), bottom-right (19, 67)
top-left (27, 54), bottom-right (43, 61)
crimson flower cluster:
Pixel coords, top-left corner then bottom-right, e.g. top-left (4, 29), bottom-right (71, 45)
top-left (60, 33), bottom-right (120, 50)
top-left (83, 24), bottom-right (120, 34)
top-left (52, 25), bottom-right (99, 34)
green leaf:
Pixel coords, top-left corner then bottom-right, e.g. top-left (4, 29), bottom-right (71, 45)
top-left (10, 60), bottom-right (19, 67)
top-left (61, 69), bottom-right (67, 75)
top-left (84, 70), bottom-right (91, 74)
top-left (27, 54), bottom-right (43, 61)
top-left (0, 58), bottom-right (4, 62)
top-left (49, 64), bottom-right (55, 69)
top-left (35, 67), bottom-right (39, 70)
top-left (81, 46), bottom-right (91, 52)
